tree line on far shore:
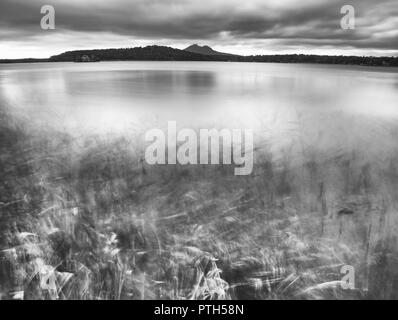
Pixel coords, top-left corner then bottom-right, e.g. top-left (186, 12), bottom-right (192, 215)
top-left (1, 45), bottom-right (397, 67)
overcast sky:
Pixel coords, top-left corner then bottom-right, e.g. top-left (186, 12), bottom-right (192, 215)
top-left (0, 0), bottom-right (397, 59)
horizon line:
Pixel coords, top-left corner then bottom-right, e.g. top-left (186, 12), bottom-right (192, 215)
top-left (1, 44), bottom-right (398, 62)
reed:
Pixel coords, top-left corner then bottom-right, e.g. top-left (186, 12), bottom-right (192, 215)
top-left (1, 106), bottom-right (398, 300)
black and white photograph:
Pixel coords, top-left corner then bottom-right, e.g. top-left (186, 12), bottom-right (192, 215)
top-left (0, 0), bottom-right (398, 305)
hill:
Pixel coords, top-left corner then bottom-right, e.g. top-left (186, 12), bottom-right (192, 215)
top-left (49, 46), bottom-right (226, 62)
top-left (184, 44), bottom-right (233, 56)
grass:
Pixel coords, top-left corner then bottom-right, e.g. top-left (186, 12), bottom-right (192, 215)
top-left (1, 105), bottom-right (398, 300)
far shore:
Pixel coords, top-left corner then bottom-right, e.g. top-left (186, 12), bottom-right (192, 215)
top-left (1, 45), bottom-right (398, 67)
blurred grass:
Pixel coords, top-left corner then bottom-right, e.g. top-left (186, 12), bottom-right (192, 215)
top-left (1, 105), bottom-right (398, 300)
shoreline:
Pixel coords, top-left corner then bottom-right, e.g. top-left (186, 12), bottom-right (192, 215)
top-left (1, 59), bottom-right (398, 69)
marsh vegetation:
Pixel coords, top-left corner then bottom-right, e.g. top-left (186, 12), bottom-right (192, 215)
top-left (2, 104), bottom-right (398, 300)
top-left (1, 62), bottom-right (398, 300)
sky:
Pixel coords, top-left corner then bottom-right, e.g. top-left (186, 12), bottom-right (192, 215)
top-left (0, 0), bottom-right (397, 59)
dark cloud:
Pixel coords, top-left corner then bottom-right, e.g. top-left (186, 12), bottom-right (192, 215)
top-left (0, 0), bottom-right (397, 56)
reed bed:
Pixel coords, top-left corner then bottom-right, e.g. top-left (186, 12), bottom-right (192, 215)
top-left (1, 106), bottom-right (398, 300)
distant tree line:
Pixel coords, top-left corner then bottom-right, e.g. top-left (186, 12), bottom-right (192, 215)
top-left (243, 54), bottom-right (398, 67)
top-left (1, 46), bottom-right (398, 67)
top-left (0, 58), bottom-right (48, 64)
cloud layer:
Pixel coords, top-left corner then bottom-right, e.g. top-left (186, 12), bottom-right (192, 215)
top-left (1, 0), bottom-right (397, 58)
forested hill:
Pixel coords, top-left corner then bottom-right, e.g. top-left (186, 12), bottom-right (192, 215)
top-left (49, 46), bottom-right (229, 62)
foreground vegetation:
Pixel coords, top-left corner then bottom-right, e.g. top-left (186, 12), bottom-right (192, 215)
top-left (1, 106), bottom-right (398, 300)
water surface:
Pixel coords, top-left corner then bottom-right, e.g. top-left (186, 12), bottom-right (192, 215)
top-left (1, 61), bottom-right (398, 157)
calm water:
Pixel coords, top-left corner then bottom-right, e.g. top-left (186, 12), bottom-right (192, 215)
top-left (1, 61), bottom-right (398, 155)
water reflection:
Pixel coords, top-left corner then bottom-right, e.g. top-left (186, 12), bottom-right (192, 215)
top-left (0, 62), bottom-right (398, 153)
